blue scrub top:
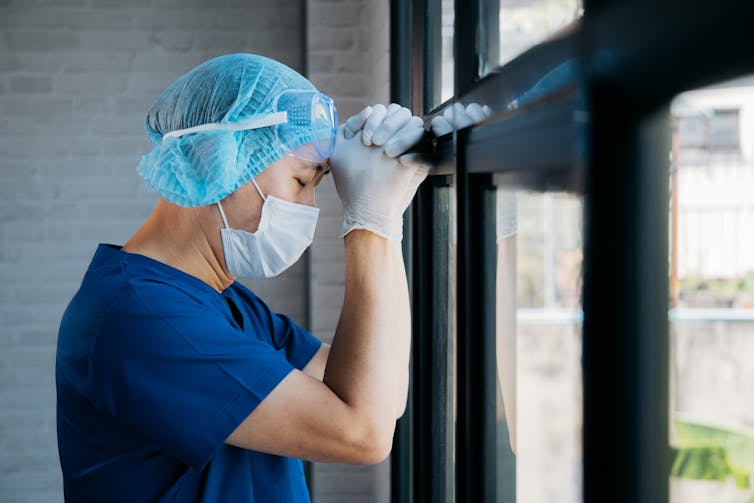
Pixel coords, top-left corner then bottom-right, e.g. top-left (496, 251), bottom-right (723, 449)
top-left (56, 244), bottom-right (322, 502)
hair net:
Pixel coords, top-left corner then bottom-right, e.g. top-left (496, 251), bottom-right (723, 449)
top-left (136, 53), bottom-right (319, 207)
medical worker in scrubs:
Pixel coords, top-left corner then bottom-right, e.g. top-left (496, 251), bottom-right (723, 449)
top-left (55, 52), bottom-right (439, 502)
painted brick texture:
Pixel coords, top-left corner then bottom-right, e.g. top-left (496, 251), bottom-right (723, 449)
top-left (0, 2), bottom-right (306, 501)
top-left (306, 1), bottom-right (391, 502)
top-left (0, 0), bottom-right (391, 500)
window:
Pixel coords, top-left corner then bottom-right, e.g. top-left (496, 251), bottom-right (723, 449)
top-left (409, 177), bottom-right (456, 503)
top-left (440, 0), bottom-right (454, 104)
top-left (391, 2), bottom-right (754, 503)
top-left (481, 0), bottom-right (583, 75)
top-left (496, 189), bottom-right (583, 503)
top-left (709, 110), bottom-right (741, 151)
top-left (676, 107), bottom-right (742, 162)
top-left (425, 0), bottom-right (455, 110)
top-left (669, 77), bottom-right (754, 503)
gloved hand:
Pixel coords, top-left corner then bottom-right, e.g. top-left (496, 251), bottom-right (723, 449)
top-left (343, 103), bottom-right (426, 158)
top-left (429, 102), bottom-right (493, 136)
top-left (331, 105), bottom-right (429, 241)
top-left (344, 102), bottom-right (493, 151)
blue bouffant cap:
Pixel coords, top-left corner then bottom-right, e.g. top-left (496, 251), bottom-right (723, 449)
top-left (136, 53), bottom-right (317, 207)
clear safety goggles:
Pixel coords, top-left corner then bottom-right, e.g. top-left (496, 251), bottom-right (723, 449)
top-left (273, 90), bottom-right (338, 163)
top-left (162, 89), bottom-right (338, 163)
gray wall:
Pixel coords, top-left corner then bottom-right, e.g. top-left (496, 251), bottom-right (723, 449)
top-left (307, 1), bottom-right (391, 502)
top-left (0, 1), bottom-right (393, 501)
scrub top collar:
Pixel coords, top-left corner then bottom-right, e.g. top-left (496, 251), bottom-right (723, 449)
top-left (97, 243), bottom-right (236, 296)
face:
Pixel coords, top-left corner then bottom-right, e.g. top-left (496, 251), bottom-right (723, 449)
top-left (218, 153), bottom-right (329, 233)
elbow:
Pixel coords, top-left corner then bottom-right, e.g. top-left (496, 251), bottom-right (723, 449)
top-left (358, 436), bottom-right (393, 465)
top-left (368, 425), bottom-right (395, 464)
top-left (395, 397), bottom-right (408, 420)
top-left (345, 417), bottom-right (396, 465)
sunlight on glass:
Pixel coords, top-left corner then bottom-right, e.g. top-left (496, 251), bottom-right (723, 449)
top-left (498, 0), bottom-right (583, 66)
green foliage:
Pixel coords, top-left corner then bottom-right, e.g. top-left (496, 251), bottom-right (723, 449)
top-left (679, 271), bottom-right (754, 307)
top-left (671, 416), bottom-right (754, 490)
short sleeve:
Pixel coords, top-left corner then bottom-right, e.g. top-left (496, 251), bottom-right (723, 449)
top-left (237, 286), bottom-right (322, 369)
top-left (86, 283), bottom-right (296, 471)
top-left (269, 312), bottom-right (322, 370)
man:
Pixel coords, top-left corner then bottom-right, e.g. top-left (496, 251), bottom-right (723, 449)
top-left (56, 52), bottom-right (427, 502)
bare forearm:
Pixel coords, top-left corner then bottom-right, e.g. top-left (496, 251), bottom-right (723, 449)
top-left (392, 242), bottom-right (411, 418)
top-left (324, 230), bottom-right (407, 442)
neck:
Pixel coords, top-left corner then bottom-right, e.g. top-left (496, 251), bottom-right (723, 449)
top-left (123, 198), bottom-right (234, 293)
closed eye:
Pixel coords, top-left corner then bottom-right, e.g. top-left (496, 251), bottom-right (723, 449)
top-left (295, 178), bottom-right (306, 188)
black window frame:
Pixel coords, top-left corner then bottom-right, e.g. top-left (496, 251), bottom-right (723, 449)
top-left (390, 0), bottom-right (754, 502)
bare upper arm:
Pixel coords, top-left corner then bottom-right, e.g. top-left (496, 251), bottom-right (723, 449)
top-left (224, 367), bottom-right (393, 464)
top-left (301, 343), bottom-right (329, 381)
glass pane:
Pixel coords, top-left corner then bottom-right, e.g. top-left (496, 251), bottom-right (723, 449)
top-left (440, 0), bottom-right (454, 105)
top-left (496, 189), bottom-right (583, 502)
top-left (669, 76), bottom-right (754, 503)
top-left (449, 183), bottom-right (458, 503)
top-left (483, 0), bottom-right (583, 73)
top-left (425, 0), bottom-right (455, 109)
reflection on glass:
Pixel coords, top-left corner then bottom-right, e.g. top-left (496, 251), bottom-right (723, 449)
top-left (496, 189), bottom-right (583, 503)
top-left (496, 189), bottom-right (517, 503)
top-left (506, 59), bottom-right (577, 111)
top-left (669, 76), bottom-right (754, 503)
top-left (497, 0), bottom-right (582, 68)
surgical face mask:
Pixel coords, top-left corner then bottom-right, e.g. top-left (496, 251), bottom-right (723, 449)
top-left (217, 180), bottom-right (319, 279)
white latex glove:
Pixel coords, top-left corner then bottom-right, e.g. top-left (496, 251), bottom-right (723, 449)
top-left (343, 104), bottom-right (425, 158)
top-left (329, 123), bottom-right (429, 241)
top-left (430, 102), bottom-right (493, 136)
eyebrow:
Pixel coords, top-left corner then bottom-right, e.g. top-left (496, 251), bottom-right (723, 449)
top-left (301, 162), bottom-right (329, 186)
top-left (297, 162), bottom-right (326, 173)
top-left (317, 163), bottom-right (331, 176)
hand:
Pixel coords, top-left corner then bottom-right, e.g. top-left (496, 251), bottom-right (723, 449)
top-left (343, 104), bottom-right (425, 158)
top-left (429, 102), bottom-right (492, 136)
top-left (330, 106), bottom-right (429, 241)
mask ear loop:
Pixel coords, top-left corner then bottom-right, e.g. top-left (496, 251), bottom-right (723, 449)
top-left (251, 179), bottom-right (267, 202)
top-left (217, 180), bottom-right (266, 231)
top-left (216, 201), bottom-right (230, 229)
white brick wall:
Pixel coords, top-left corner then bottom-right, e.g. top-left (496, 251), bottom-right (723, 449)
top-left (0, 0), bottom-right (392, 500)
top-left (306, 1), bottom-right (391, 502)
top-left (0, 2), bottom-right (307, 501)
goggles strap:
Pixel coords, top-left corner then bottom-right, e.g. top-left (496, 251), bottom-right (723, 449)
top-left (162, 111), bottom-right (289, 141)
